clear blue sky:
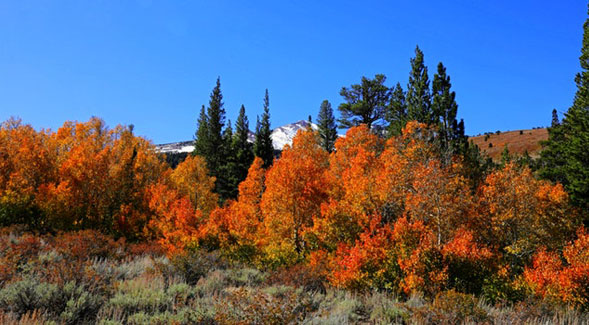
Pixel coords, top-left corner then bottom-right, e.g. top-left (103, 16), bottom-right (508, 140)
top-left (0, 1), bottom-right (586, 143)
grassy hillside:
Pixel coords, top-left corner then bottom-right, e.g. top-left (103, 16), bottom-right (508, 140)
top-left (470, 128), bottom-right (548, 161)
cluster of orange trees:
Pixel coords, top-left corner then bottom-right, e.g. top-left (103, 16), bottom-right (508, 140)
top-left (1, 117), bottom-right (587, 307)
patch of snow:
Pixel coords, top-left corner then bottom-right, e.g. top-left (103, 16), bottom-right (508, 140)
top-left (155, 120), bottom-right (320, 154)
top-left (271, 120), bottom-right (317, 150)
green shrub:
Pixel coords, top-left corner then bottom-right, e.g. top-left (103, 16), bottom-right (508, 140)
top-left (366, 292), bottom-right (408, 324)
top-left (307, 290), bottom-right (369, 324)
top-left (481, 274), bottom-right (526, 304)
top-left (98, 275), bottom-right (202, 323)
top-left (0, 278), bottom-right (59, 316)
top-left (125, 308), bottom-right (215, 325)
top-left (195, 267), bottom-right (266, 297)
top-left (227, 268), bottom-right (266, 287)
top-left (0, 278), bottom-right (103, 324)
top-left (104, 278), bottom-right (171, 316)
top-left (59, 282), bottom-right (104, 324)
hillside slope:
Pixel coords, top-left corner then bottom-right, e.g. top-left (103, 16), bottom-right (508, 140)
top-left (470, 128), bottom-right (548, 161)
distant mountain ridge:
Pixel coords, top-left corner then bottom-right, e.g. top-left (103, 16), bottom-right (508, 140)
top-left (156, 120), bottom-right (318, 154)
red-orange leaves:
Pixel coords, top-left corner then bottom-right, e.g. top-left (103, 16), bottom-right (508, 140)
top-left (147, 183), bottom-right (201, 254)
top-left (30, 118), bottom-right (167, 238)
top-left (261, 130), bottom-right (330, 262)
top-left (391, 217), bottom-right (446, 296)
top-left (148, 155), bottom-right (217, 253)
top-left (442, 229), bottom-right (493, 262)
top-left (310, 126), bottom-right (384, 249)
top-left (0, 118), bottom-right (57, 227)
top-left (328, 215), bottom-right (394, 291)
top-left (524, 227), bottom-right (589, 309)
top-left (442, 228), bottom-right (496, 294)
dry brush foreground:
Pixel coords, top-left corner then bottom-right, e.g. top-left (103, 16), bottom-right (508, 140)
top-left (0, 229), bottom-right (587, 325)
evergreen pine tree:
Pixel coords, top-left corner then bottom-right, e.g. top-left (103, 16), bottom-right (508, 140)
top-left (540, 6), bottom-right (589, 215)
top-left (462, 142), bottom-right (495, 190)
top-left (254, 89), bottom-right (274, 168)
top-left (517, 150), bottom-right (533, 169)
top-left (386, 82), bottom-right (408, 137)
top-left (406, 46), bottom-right (432, 124)
top-left (317, 100), bottom-right (338, 153)
top-left (337, 74), bottom-right (390, 132)
top-left (551, 108), bottom-right (560, 127)
top-left (432, 62), bottom-right (460, 152)
top-left (197, 77), bottom-right (229, 201)
top-left (220, 120), bottom-right (237, 200)
top-left (233, 105), bottom-right (254, 185)
top-left (193, 105), bottom-right (209, 156)
top-left (206, 78), bottom-right (226, 162)
top-left (454, 119), bottom-right (469, 155)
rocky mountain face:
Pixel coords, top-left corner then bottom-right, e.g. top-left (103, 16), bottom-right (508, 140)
top-left (156, 120), bottom-right (318, 154)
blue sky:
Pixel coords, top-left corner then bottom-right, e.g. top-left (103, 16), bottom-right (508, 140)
top-left (0, 0), bottom-right (586, 143)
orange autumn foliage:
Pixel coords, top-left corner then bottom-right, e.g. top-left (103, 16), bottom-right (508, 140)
top-left (442, 228), bottom-right (494, 262)
top-left (524, 227), bottom-right (589, 309)
top-left (169, 155), bottom-right (218, 217)
top-left (35, 119), bottom-right (167, 238)
top-left (147, 183), bottom-right (201, 254)
top-left (391, 217), bottom-right (447, 296)
top-left (2, 116), bottom-right (586, 303)
top-left (327, 215), bottom-right (394, 291)
top-left (479, 163), bottom-right (579, 259)
top-left (310, 125), bottom-right (384, 249)
top-left (203, 157), bottom-right (266, 251)
top-left (260, 130), bottom-right (330, 263)
top-left (441, 228), bottom-right (497, 294)
top-left (0, 118), bottom-right (57, 227)
top-left (405, 161), bottom-right (474, 246)
top-left (148, 155), bottom-right (216, 253)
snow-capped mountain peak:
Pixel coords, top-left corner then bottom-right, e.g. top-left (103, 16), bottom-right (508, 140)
top-left (156, 120), bottom-right (318, 154)
top-left (271, 120), bottom-right (317, 151)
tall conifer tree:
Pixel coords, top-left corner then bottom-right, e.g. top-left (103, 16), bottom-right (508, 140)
top-left (317, 100), bottom-right (338, 152)
top-left (255, 89), bottom-right (274, 168)
top-left (540, 6), bottom-right (589, 215)
top-left (233, 105), bottom-right (254, 185)
top-left (432, 62), bottom-right (460, 153)
top-left (220, 120), bottom-right (237, 200)
top-left (386, 82), bottom-right (408, 137)
top-left (194, 77), bottom-right (230, 201)
top-left (406, 46), bottom-right (432, 124)
top-left (194, 105), bottom-right (209, 156)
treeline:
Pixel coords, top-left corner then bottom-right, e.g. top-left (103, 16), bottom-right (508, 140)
top-left (191, 46), bottom-right (486, 204)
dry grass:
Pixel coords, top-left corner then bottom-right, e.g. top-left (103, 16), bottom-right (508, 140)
top-left (470, 128), bottom-right (548, 161)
